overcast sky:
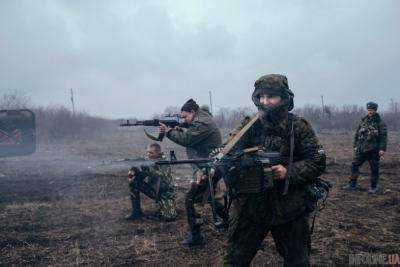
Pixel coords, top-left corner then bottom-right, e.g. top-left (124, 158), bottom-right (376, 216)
top-left (1, 0), bottom-right (399, 118)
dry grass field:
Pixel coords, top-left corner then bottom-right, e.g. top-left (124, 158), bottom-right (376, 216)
top-left (1, 129), bottom-right (399, 266)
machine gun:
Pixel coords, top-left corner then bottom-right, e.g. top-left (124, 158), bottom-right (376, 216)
top-left (155, 147), bottom-right (281, 228)
top-left (99, 157), bottom-right (147, 166)
top-left (120, 118), bottom-right (187, 141)
top-left (156, 147), bottom-right (281, 194)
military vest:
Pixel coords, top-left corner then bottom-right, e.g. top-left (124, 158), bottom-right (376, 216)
top-left (234, 117), bottom-right (293, 194)
top-left (356, 116), bottom-right (381, 152)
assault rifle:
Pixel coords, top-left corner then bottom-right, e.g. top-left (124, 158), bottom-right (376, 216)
top-left (120, 119), bottom-right (181, 128)
top-left (120, 119), bottom-right (188, 141)
top-left (155, 147), bottom-right (281, 228)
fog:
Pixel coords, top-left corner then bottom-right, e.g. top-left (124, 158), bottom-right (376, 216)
top-left (1, 0), bottom-right (399, 118)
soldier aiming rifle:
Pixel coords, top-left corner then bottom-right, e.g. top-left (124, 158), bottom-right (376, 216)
top-left (158, 99), bottom-right (226, 247)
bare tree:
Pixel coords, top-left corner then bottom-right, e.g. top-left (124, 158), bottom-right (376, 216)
top-left (0, 90), bottom-right (31, 109)
top-left (214, 106), bottom-right (255, 129)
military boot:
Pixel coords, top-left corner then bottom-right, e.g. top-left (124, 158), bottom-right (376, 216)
top-left (126, 194), bottom-right (143, 220)
top-left (368, 181), bottom-right (378, 194)
top-left (181, 230), bottom-right (204, 247)
top-left (343, 176), bottom-right (357, 190)
top-left (213, 213), bottom-right (229, 233)
top-left (368, 187), bottom-right (378, 194)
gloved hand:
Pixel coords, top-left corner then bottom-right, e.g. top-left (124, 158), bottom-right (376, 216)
top-left (128, 167), bottom-right (140, 180)
top-left (209, 147), bottom-right (224, 157)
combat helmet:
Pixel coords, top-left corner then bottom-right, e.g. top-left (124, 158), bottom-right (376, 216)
top-left (252, 74), bottom-right (294, 112)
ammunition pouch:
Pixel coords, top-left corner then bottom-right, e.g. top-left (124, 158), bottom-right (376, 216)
top-left (228, 152), bottom-right (280, 194)
top-left (304, 178), bottom-right (331, 213)
top-left (232, 165), bottom-right (265, 194)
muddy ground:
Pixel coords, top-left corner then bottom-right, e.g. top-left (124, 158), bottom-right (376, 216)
top-left (0, 129), bottom-right (399, 266)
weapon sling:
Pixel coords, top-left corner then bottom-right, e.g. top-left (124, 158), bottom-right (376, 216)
top-left (283, 114), bottom-right (294, 195)
top-left (207, 113), bottom-right (260, 227)
top-left (217, 113), bottom-right (261, 216)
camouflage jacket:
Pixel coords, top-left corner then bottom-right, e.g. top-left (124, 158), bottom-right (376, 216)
top-left (145, 162), bottom-right (173, 188)
top-left (353, 113), bottom-right (387, 153)
top-left (232, 113), bottom-right (326, 225)
top-left (129, 155), bottom-right (173, 197)
top-left (166, 109), bottom-right (222, 159)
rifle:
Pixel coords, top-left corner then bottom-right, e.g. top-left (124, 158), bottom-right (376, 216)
top-left (120, 119), bottom-right (187, 141)
top-left (164, 113), bottom-right (181, 120)
top-left (156, 148), bottom-right (281, 192)
top-left (156, 147), bottom-right (281, 227)
top-left (99, 157), bottom-right (147, 166)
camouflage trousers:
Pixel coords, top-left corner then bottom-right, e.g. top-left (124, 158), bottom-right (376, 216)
top-left (224, 193), bottom-right (310, 267)
top-left (129, 178), bottom-right (177, 220)
top-left (185, 178), bottom-right (229, 234)
top-left (351, 149), bottom-right (380, 187)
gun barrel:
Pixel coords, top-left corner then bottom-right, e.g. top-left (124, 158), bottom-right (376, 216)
top-left (120, 120), bottom-right (153, 127)
top-left (119, 119), bottom-right (181, 127)
top-left (156, 158), bottom-right (212, 165)
top-left (119, 119), bottom-right (141, 126)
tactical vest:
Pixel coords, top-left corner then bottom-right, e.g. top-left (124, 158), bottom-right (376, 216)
top-left (234, 118), bottom-right (293, 194)
top-left (356, 116), bottom-right (380, 152)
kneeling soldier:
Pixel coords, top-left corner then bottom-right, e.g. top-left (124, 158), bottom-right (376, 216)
top-left (126, 143), bottom-right (177, 221)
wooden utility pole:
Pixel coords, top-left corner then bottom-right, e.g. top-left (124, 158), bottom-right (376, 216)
top-left (70, 89), bottom-right (75, 116)
top-left (390, 98), bottom-right (398, 113)
top-left (209, 90), bottom-right (213, 115)
top-left (321, 95), bottom-right (325, 117)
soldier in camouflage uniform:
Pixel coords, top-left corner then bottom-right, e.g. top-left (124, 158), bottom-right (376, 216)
top-left (159, 99), bottom-right (226, 246)
top-left (223, 74), bottom-right (326, 267)
top-left (344, 102), bottom-right (387, 194)
top-left (126, 143), bottom-right (177, 221)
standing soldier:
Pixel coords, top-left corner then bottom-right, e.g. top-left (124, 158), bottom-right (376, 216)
top-left (223, 74), bottom-right (326, 266)
top-left (158, 99), bottom-right (226, 247)
top-left (344, 102), bottom-right (387, 194)
top-left (126, 143), bottom-right (177, 221)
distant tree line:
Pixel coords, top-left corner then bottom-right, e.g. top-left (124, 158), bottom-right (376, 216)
top-left (0, 91), bottom-right (115, 143)
top-left (1, 91), bottom-right (399, 144)
top-left (296, 104), bottom-right (399, 131)
top-left (211, 104), bottom-right (399, 132)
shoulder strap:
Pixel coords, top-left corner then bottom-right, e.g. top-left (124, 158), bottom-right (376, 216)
top-left (216, 113), bottom-right (260, 160)
top-left (283, 114), bottom-right (295, 195)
